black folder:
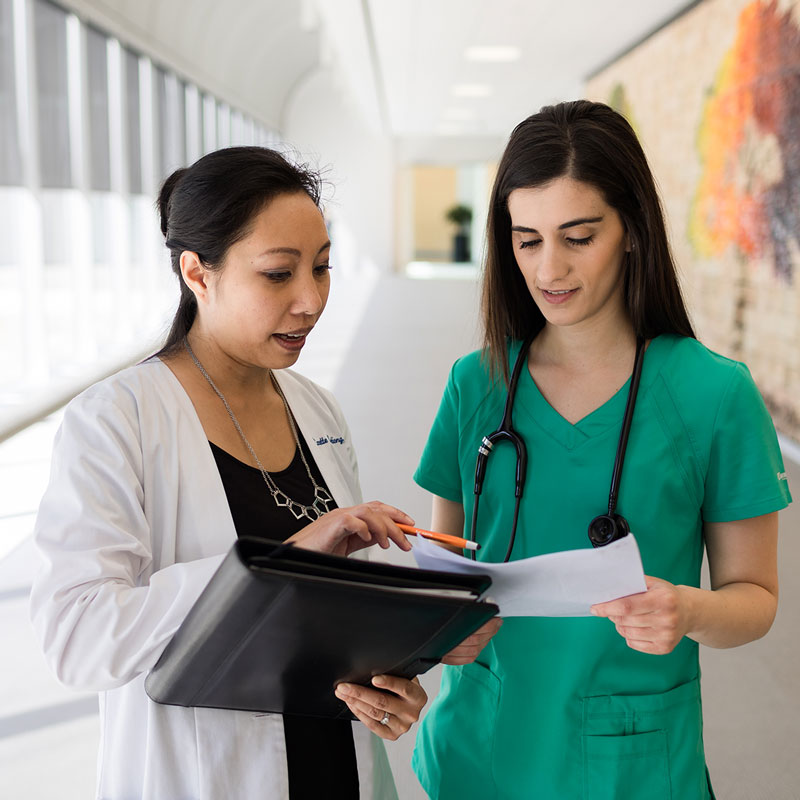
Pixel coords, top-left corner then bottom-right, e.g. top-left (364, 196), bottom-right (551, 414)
top-left (145, 537), bottom-right (499, 719)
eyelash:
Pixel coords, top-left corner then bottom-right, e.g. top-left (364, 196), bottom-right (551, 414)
top-left (518, 236), bottom-right (594, 250)
top-left (264, 264), bottom-right (332, 282)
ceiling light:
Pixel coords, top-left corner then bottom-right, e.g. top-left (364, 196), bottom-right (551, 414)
top-left (465, 45), bottom-right (521, 63)
top-left (451, 84), bottom-right (492, 98)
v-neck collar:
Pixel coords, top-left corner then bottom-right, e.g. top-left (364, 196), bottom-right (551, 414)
top-left (509, 335), bottom-right (671, 451)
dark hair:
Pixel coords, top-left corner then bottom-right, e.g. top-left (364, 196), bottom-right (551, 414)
top-left (482, 99), bottom-right (695, 382)
top-left (155, 146), bottom-right (322, 355)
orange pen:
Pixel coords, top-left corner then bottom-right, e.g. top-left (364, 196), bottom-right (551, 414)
top-left (397, 524), bottom-right (480, 551)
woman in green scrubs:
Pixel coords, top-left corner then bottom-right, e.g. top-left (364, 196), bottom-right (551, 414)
top-left (413, 101), bottom-right (791, 799)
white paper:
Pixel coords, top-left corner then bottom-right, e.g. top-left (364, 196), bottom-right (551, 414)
top-left (411, 534), bottom-right (647, 617)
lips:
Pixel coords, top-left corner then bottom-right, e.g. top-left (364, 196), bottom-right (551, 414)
top-left (541, 288), bottom-right (579, 305)
top-left (273, 328), bottom-right (312, 351)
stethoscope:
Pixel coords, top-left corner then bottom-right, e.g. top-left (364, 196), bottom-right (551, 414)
top-left (469, 335), bottom-right (645, 562)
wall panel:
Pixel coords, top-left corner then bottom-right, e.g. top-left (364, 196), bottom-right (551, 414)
top-left (587, 0), bottom-right (800, 439)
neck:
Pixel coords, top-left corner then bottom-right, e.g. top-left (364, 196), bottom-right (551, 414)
top-left (184, 328), bottom-right (273, 401)
top-left (532, 316), bottom-right (637, 373)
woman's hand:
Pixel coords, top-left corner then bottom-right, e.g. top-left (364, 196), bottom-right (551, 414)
top-left (441, 618), bottom-right (503, 665)
top-left (591, 576), bottom-right (692, 655)
top-left (286, 501), bottom-right (414, 557)
top-left (593, 514), bottom-right (780, 652)
top-left (335, 675), bottom-right (427, 741)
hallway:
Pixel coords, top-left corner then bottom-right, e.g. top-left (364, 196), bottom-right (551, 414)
top-left (1, 273), bottom-right (798, 798)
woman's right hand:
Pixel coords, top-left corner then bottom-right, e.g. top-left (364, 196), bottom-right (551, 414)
top-left (286, 501), bottom-right (414, 556)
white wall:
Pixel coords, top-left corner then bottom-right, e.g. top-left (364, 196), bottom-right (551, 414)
top-left (282, 68), bottom-right (395, 276)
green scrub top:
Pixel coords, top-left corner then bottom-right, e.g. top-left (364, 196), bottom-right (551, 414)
top-left (413, 335), bottom-right (790, 800)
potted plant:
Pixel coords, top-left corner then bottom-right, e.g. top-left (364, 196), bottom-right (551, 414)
top-left (445, 203), bottom-right (473, 262)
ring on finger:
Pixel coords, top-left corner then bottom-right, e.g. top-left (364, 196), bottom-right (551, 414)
top-left (379, 711), bottom-right (390, 726)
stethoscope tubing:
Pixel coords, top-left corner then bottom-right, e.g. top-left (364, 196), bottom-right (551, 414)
top-left (469, 335), bottom-right (645, 562)
top-left (606, 338), bottom-right (646, 515)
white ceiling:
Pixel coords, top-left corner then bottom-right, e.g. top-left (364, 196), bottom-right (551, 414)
top-left (60, 0), bottom-right (697, 151)
top-left (58, 0), bottom-right (321, 127)
top-left (363, 0), bottom-right (696, 138)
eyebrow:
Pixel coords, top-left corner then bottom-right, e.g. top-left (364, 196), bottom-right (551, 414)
top-left (511, 216), bottom-right (604, 233)
top-left (258, 241), bottom-right (331, 258)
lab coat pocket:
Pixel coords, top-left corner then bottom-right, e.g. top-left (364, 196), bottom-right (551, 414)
top-left (581, 678), bottom-right (707, 800)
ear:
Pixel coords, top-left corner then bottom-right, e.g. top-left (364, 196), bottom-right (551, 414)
top-left (180, 251), bottom-right (212, 303)
top-left (624, 232), bottom-right (633, 253)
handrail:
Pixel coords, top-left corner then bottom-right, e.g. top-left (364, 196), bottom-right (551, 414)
top-left (0, 345), bottom-right (158, 446)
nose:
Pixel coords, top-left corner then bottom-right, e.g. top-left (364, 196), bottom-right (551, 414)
top-left (290, 269), bottom-right (325, 316)
top-left (535, 241), bottom-right (569, 285)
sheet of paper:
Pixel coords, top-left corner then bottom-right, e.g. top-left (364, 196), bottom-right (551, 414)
top-left (411, 534), bottom-right (647, 617)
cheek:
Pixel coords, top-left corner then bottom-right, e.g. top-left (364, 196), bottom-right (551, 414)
top-left (229, 287), bottom-right (282, 329)
top-left (318, 276), bottom-right (332, 307)
top-left (514, 257), bottom-right (540, 296)
top-left (603, 252), bottom-right (627, 288)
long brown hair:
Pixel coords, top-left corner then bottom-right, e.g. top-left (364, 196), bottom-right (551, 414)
top-left (482, 100), bottom-right (695, 382)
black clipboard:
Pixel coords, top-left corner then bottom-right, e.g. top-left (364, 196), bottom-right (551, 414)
top-left (145, 537), bottom-right (499, 719)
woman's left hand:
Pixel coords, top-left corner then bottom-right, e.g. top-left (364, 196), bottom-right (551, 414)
top-left (591, 576), bottom-right (692, 655)
top-left (334, 675), bottom-right (427, 741)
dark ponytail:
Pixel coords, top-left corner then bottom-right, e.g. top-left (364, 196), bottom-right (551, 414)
top-left (155, 146), bottom-right (322, 356)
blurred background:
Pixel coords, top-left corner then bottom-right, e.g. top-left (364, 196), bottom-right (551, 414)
top-left (1, 0), bottom-right (798, 797)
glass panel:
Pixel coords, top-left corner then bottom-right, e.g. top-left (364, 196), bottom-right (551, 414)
top-left (154, 65), bottom-right (166, 178)
top-left (34, 0), bottom-right (71, 188)
top-left (124, 49), bottom-right (142, 193)
top-left (231, 109), bottom-right (243, 145)
top-left (216, 101), bottom-right (230, 148)
top-left (0, 0), bottom-right (21, 185)
top-left (156, 68), bottom-right (185, 178)
top-left (0, 188), bottom-right (21, 264)
top-left (40, 189), bottom-right (72, 264)
top-left (174, 79), bottom-right (186, 167)
top-left (87, 26), bottom-right (110, 191)
top-left (90, 191), bottom-right (112, 265)
top-left (202, 92), bottom-right (216, 153)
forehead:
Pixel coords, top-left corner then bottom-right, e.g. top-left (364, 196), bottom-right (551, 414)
top-left (507, 177), bottom-right (609, 223)
top-left (245, 192), bottom-right (327, 242)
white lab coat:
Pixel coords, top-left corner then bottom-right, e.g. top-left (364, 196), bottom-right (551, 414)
top-left (30, 358), bottom-right (398, 800)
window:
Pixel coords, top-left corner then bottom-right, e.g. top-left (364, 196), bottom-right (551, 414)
top-left (124, 48), bottom-right (142, 194)
top-left (34, 0), bottom-right (71, 188)
top-left (0, 0), bottom-right (21, 185)
top-left (156, 67), bottom-right (186, 178)
top-left (202, 92), bottom-right (216, 153)
top-left (87, 26), bottom-right (110, 191)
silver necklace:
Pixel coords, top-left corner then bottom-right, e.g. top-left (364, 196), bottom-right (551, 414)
top-left (183, 337), bottom-right (334, 521)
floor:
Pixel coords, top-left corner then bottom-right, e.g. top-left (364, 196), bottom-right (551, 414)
top-left (1, 273), bottom-right (798, 799)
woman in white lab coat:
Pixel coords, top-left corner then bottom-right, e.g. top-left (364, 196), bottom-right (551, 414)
top-left (29, 146), bottom-right (430, 799)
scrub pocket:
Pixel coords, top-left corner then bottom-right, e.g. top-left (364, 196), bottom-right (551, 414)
top-left (413, 661), bottom-right (501, 800)
top-left (581, 678), bottom-right (708, 800)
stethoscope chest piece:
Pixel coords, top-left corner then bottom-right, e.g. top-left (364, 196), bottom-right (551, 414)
top-left (587, 513), bottom-right (630, 548)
